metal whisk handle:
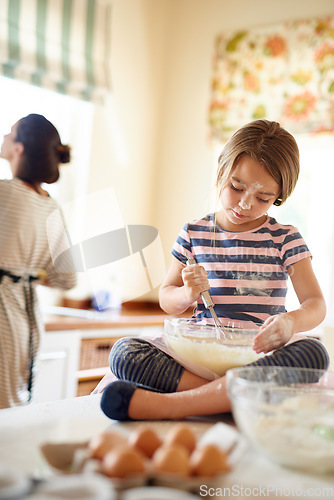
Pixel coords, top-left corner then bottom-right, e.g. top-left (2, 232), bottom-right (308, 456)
top-left (201, 290), bottom-right (214, 309)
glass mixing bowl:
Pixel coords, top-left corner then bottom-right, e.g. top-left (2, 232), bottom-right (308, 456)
top-left (226, 366), bottom-right (334, 473)
top-left (164, 318), bottom-right (263, 376)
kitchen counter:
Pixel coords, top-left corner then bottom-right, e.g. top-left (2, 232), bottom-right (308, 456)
top-left (43, 302), bottom-right (190, 332)
top-left (0, 395), bottom-right (333, 498)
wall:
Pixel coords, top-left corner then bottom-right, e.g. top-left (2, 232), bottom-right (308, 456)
top-left (88, 0), bottom-right (334, 302)
top-left (83, 0), bottom-right (171, 303)
top-left (88, 0), bottom-right (169, 227)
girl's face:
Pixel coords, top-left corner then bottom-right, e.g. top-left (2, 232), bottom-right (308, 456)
top-left (217, 155), bottom-right (280, 232)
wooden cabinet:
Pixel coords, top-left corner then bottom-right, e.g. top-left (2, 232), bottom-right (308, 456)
top-left (77, 326), bottom-right (163, 396)
top-left (77, 336), bottom-right (119, 396)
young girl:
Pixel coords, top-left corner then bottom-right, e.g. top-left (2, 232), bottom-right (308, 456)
top-left (101, 119), bottom-right (329, 421)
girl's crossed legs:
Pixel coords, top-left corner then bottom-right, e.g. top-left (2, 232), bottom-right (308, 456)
top-left (101, 337), bottom-right (330, 421)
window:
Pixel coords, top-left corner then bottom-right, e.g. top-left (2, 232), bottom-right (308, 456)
top-left (270, 134), bottom-right (334, 322)
top-left (0, 75), bottom-right (94, 307)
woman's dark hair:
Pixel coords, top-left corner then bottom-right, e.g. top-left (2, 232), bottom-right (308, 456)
top-left (15, 113), bottom-right (71, 184)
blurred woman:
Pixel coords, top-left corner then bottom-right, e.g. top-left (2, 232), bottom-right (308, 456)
top-left (0, 114), bottom-right (77, 408)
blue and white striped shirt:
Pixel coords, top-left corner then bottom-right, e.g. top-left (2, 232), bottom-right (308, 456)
top-left (171, 213), bottom-right (311, 325)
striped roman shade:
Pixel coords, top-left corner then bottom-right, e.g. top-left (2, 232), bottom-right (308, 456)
top-left (0, 0), bottom-right (111, 102)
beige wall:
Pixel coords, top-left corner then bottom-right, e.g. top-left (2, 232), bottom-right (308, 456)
top-left (88, 0), bottom-right (334, 302)
top-left (87, 0), bottom-right (169, 226)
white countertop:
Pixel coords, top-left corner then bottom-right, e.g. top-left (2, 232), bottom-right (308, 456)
top-left (0, 395), bottom-right (333, 499)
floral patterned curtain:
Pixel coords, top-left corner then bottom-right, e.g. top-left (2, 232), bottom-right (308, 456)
top-left (209, 16), bottom-right (334, 142)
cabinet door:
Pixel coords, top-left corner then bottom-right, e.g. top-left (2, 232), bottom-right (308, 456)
top-left (32, 331), bottom-right (81, 403)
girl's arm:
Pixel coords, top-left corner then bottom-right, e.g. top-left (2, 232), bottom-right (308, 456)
top-left (159, 256), bottom-right (210, 315)
top-left (253, 257), bottom-right (326, 354)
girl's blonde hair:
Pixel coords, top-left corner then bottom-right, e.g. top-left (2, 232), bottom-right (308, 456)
top-left (216, 120), bottom-right (300, 206)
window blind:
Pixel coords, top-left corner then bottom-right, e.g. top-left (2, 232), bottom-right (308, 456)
top-left (0, 0), bottom-right (111, 102)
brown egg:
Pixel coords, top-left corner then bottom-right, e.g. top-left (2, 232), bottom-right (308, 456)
top-left (164, 424), bottom-right (196, 454)
top-left (152, 443), bottom-right (190, 477)
top-left (101, 444), bottom-right (146, 478)
top-left (88, 430), bottom-right (128, 460)
top-left (129, 426), bottom-right (162, 458)
top-left (190, 444), bottom-right (229, 477)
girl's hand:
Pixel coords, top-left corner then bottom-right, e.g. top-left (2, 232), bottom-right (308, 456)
top-left (181, 263), bottom-right (210, 304)
top-left (253, 313), bottom-right (294, 354)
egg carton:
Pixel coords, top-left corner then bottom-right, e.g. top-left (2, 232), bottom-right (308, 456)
top-left (40, 423), bottom-right (248, 494)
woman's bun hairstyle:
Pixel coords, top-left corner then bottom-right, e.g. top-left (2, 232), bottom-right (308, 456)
top-left (56, 144), bottom-right (71, 164)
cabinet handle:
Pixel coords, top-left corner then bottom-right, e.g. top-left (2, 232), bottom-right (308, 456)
top-left (97, 344), bottom-right (112, 351)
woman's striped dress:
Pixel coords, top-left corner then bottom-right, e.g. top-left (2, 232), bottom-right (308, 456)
top-left (0, 178), bottom-right (76, 408)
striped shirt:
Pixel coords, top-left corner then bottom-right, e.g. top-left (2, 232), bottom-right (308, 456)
top-left (171, 213), bottom-right (311, 326)
top-left (0, 178), bottom-right (77, 408)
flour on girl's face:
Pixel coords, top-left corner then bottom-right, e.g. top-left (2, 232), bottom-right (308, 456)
top-left (237, 180), bottom-right (265, 195)
top-left (249, 182), bottom-right (264, 194)
top-left (237, 182), bottom-right (266, 210)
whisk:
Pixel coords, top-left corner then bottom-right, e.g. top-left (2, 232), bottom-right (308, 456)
top-left (186, 257), bottom-right (232, 340)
